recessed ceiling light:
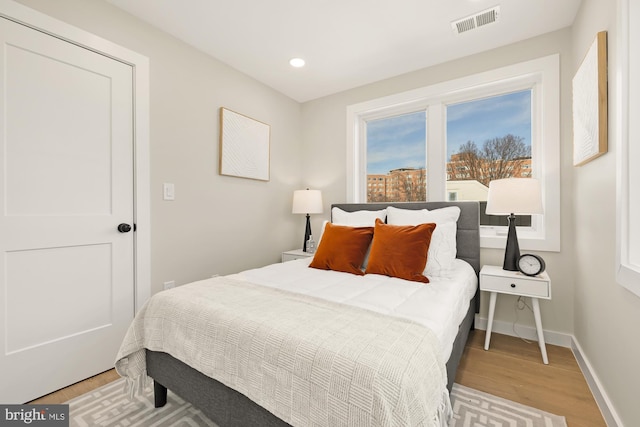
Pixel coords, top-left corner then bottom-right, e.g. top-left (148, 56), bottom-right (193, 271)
top-left (289, 58), bottom-right (305, 68)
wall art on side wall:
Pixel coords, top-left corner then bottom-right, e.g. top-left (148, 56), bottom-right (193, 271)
top-left (572, 31), bottom-right (608, 166)
top-left (219, 108), bottom-right (270, 181)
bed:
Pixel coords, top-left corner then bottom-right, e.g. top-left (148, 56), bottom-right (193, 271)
top-left (116, 201), bottom-right (480, 427)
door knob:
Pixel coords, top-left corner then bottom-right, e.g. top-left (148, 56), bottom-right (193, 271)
top-left (117, 223), bottom-right (132, 233)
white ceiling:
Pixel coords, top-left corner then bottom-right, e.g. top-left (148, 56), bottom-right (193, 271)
top-left (105, 0), bottom-right (582, 103)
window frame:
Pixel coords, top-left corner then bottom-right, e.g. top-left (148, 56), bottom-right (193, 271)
top-left (616, 0), bottom-right (640, 296)
top-left (346, 54), bottom-right (560, 252)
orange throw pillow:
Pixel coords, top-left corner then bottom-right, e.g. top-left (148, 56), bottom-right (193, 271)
top-left (365, 218), bottom-right (436, 283)
top-left (309, 223), bottom-right (374, 275)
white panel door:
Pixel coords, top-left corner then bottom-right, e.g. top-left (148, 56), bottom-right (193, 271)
top-left (0, 17), bottom-right (134, 403)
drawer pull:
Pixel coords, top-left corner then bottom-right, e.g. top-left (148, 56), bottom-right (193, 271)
top-left (510, 283), bottom-right (516, 288)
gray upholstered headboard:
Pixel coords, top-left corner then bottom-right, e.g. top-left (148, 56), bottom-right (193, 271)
top-left (331, 201), bottom-right (481, 312)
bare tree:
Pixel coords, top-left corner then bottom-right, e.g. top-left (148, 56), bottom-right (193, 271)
top-left (367, 189), bottom-right (387, 202)
top-left (387, 168), bottom-right (426, 202)
top-left (453, 134), bottom-right (530, 186)
top-left (453, 141), bottom-right (484, 181)
top-left (400, 169), bottom-right (426, 201)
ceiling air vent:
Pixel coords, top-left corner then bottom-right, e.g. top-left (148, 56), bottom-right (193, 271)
top-left (451, 6), bottom-right (500, 34)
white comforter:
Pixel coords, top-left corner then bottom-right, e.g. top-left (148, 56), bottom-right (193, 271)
top-left (116, 277), bottom-right (452, 427)
top-left (228, 258), bottom-right (477, 362)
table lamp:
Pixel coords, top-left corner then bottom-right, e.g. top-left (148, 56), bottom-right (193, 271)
top-left (292, 189), bottom-right (323, 252)
top-left (486, 178), bottom-right (543, 271)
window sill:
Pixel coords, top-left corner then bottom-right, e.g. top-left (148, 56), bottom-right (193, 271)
top-left (481, 233), bottom-right (560, 252)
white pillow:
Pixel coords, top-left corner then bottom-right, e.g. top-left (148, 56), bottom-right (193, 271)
top-left (319, 208), bottom-right (387, 243)
top-left (331, 207), bottom-right (387, 226)
top-left (386, 206), bottom-right (461, 277)
top-left (317, 220), bottom-right (330, 244)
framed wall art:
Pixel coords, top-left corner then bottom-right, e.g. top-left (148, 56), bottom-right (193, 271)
top-left (572, 31), bottom-right (608, 167)
top-left (219, 108), bottom-right (270, 181)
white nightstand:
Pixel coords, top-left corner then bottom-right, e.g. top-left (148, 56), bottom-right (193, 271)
top-left (281, 249), bottom-right (314, 262)
top-left (480, 265), bottom-right (551, 364)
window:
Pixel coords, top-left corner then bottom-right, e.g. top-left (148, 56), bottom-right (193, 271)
top-left (347, 55), bottom-right (560, 251)
top-left (617, 0), bottom-right (640, 295)
top-left (446, 90), bottom-right (533, 227)
top-left (365, 111), bottom-right (426, 202)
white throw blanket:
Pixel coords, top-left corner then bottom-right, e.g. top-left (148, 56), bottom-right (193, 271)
top-left (115, 276), bottom-right (451, 427)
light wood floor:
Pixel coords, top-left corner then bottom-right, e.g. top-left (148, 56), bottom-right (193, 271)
top-left (30, 331), bottom-right (606, 426)
top-left (28, 369), bottom-right (120, 405)
top-left (455, 330), bottom-right (606, 426)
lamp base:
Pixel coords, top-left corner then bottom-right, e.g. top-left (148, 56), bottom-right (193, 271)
top-left (503, 213), bottom-right (520, 271)
top-left (303, 214), bottom-right (312, 252)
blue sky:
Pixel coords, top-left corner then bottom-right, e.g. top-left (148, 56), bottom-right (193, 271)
top-left (366, 90), bottom-right (531, 174)
top-left (367, 112), bottom-right (426, 174)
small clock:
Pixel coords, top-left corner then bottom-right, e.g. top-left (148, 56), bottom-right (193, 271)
top-left (517, 254), bottom-right (546, 276)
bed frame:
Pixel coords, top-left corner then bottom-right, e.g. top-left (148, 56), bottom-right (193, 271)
top-left (146, 201), bottom-right (480, 427)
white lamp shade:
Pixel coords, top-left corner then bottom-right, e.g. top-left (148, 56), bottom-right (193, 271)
top-left (486, 178), bottom-right (543, 215)
top-left (292, 189), bottom-right (323, 214)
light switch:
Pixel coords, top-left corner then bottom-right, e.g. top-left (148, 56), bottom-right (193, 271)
top-left (163, 183), bottom-right (175, 201)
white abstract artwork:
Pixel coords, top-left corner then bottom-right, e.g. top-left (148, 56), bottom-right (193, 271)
top-left (572, 31), bottom-right (608, 166)
top-left (219, 108), bottom-right (270, 181)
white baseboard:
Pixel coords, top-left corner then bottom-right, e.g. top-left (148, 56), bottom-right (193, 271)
top-left (474, 315), bottom-right (623, 426)
top-left (474, 315), bottom-right (572, 347)
top-left (570, 338), bottom-right (624, 427)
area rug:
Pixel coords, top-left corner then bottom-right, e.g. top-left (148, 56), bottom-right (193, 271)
top-left (68, 378), bottom-right (215, 427)
top-left (450, 383), bottom-right (567, 427)
top-left (67, 379), bottom-right (567, 427)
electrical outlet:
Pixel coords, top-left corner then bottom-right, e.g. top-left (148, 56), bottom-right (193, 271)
top-left (163, 280), bottom-right (175, 290)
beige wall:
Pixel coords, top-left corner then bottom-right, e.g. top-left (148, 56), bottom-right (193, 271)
top-left (572, 0), bottom-right (640, 424)
top-left (302, 29), bottom-right (576, 337)
top-left (14, 0), bottom-right (304, 294)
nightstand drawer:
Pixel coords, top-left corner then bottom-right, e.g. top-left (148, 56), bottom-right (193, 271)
top-left (281, 249), bottom-right (314, 262)
top-left (481, 274), bottom-right (550, 298)
top-left (282, 253), bottom-right (304, 262)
